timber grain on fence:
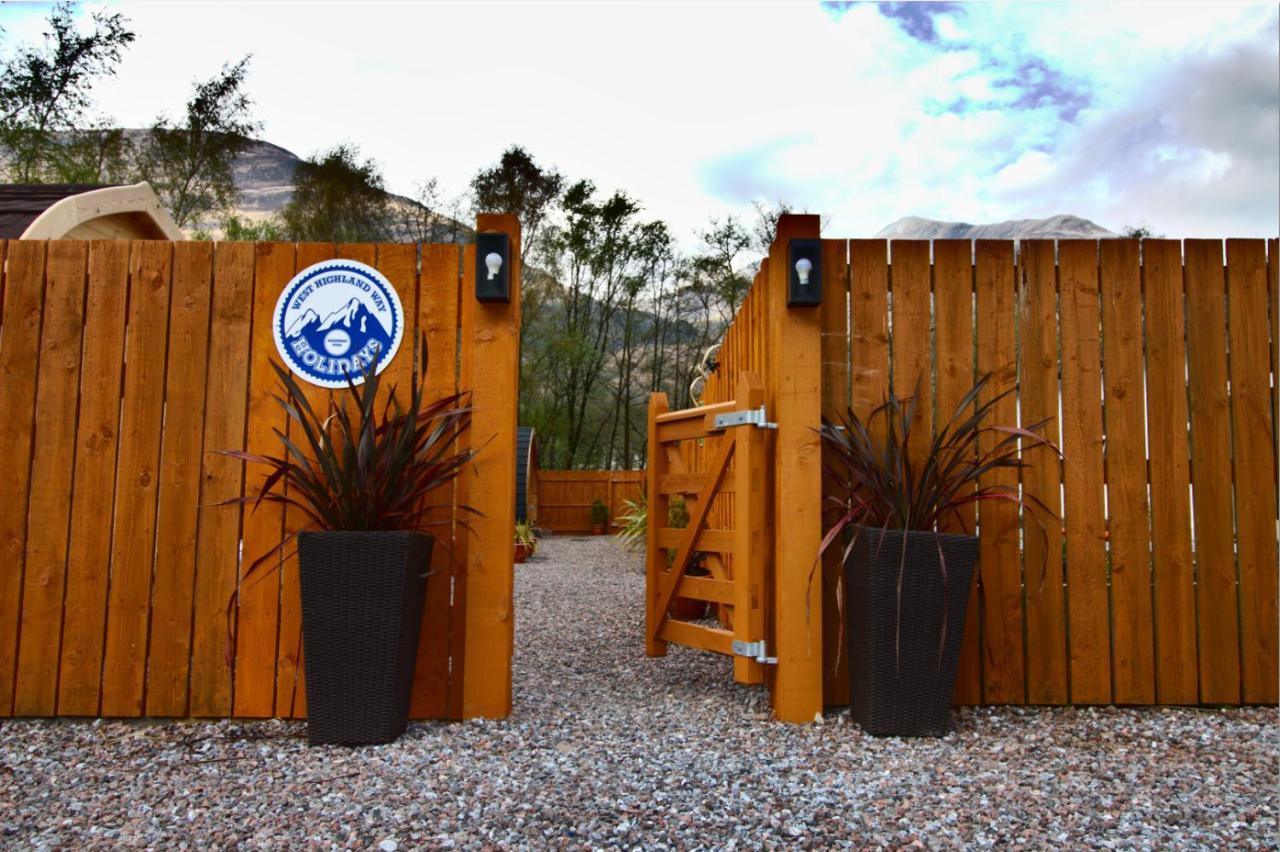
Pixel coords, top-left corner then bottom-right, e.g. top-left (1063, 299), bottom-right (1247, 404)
top-left (0, 216), bottom-right (521, 721)
top-left (535, 470), bottom-right (643, 534)
top-left (700, 219), bottom-right (1278, 710)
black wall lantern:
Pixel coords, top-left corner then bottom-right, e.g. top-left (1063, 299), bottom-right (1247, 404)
top-left (787, 239), bottom-right (822, 308)
top-left (475, 232), bottom-right (510, 302)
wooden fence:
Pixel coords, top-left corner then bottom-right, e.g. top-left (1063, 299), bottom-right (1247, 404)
top-left (699, 217), bottom-right (1278, 710)
top-left (0, 214), bottom-right (521, 720)
top-left (536, 470), bottom-right (643, 534)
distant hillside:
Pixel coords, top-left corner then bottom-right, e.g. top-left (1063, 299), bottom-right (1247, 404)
top-left (118, 130), bottom-right (469, 241)
top-left (877, 214), bottom-right (1116, 240)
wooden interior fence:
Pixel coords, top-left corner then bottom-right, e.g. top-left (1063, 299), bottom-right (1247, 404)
top-left (536, 470), bottom-right (643, 534)
top-left (0, 214), bottom-right (521, 720)
top-left (699, 220), bottom-right (1278, 710)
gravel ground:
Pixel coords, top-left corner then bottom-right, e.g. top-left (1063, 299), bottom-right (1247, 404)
top-left (2, 535), bottom-right (1276, 849)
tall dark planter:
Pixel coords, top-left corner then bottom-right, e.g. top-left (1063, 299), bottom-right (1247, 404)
top-left (297, 531), bottom-right (432, 746)
top-left (844, 525), bottom-right (978, 737)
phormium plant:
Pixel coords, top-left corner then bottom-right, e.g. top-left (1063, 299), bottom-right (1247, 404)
top-left (220, 334), bottom-right (475, 661)
top-left (817, 372), bottom-right (1061, 663)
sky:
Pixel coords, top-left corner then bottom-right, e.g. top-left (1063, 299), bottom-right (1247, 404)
top-left (1, 0), bottom-right (1277, 242)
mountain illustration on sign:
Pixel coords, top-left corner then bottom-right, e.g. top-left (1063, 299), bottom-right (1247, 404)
top-left (285, 297), bottom-right (391, 361)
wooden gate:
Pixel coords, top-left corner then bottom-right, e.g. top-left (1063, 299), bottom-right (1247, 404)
top-left (646, 372), bottom-right (772, 687)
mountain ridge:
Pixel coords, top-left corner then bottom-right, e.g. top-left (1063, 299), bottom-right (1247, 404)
top-left (876, 214), bottom-right (1117, 240)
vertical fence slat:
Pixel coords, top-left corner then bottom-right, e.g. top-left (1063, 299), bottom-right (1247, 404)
top-left (934, 239), bottom-right (981, 705)
top-left (410, 243), bottom-right (457, 719)
top-left (819, 239), bottom-right (849, 705)
top-left (1143, 239), bottom-right (1199, 703)
top-left (145, 242), bottom-right (214, 716)
top-left (14, 241), bottom-right (88, 715)
top-left (1019, 240), bottom-right (1068, 704)
top-left (0, 241), bottom-right (46, 716)
top-left (274, 242), bottom-right (336, 720)
top-left (974, 240), bottom-right (1024, 703)
top-left (57, 241), bottom-right (130, 715)
top-left (1100, 239), bottom-right (1155, 704)
top-left (101, 241), bottom-right (173, 716)
top-left (1184, 239), bottom-right (1241, 704)
top-left (889, 241), bottom-right (932, 459)
top-left (233, 242), bottom-right (294, 717)
top-left (1225, 239), bottom-right (1278, 704)
top-left (462, 214), bottom-right (521, 719)
top-left (848, 240), bottom-right (889, 419)
top-left (1058, 239), bottom-right (1111, 704)
top-left (189, 242), bottom-right (255, 717)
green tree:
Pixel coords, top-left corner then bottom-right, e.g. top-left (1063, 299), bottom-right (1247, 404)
top-left (280, 143), bottom-right (392, 242)
top-left (0, 2), bottom-right (134, 181)
top-left (471, 145), bottom-right (564, 256)
top-left (136, 57), bottom-right (259, 229)
top-left (47, 122), bottom-right (132, 183)
top-left (1121, 224), bottom-right (1163, 239)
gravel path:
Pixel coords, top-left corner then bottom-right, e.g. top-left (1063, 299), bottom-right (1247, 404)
top-left (2, 535), bottom-right (1276, 849)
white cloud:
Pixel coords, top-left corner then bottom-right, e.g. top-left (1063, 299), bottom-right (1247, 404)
top-left (1, 0), bottom-right (1274, 240)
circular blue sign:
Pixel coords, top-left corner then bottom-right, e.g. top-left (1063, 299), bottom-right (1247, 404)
top-left (272, 259), bottom-right (404, 388)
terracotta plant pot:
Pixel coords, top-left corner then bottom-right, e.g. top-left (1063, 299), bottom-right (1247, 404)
top-left (669, 596), bottom-right (709, 621)
top-left (514, 542), bottom-right (532, 563)
top-left (591, 524), bottom-right (606, 535)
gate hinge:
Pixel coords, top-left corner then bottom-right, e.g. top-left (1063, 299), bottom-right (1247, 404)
top-left (714, 405), bottom-right (777, 430)
top-left (732, 639), bottom-right (778, 664)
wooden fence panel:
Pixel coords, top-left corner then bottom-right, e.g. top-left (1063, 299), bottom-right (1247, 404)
top-left (13, 241), bottom-right (87, 715)
top-left (1184, 239), bottom-right (1241, 704)
top-left (275, 242), bottom-right (336, 720)
top-left (232, 242), bottom-right (293, 718)
top-left (1225, 239), bottom-right (1278, 704)
top-left (888, 241), bottom-right (932, 461)
top-left (974, 240), bottom-right (1023, 704)
top-left (0, 236), bottom-right (516, 721)
top-left (536, 471), bottom-right (644, 534)
top-left (1018, 240), bottom-right (1068, 704)
top-left (145, 241), bottom-right (214, 717)
top-left (0, 241), bottom-right (45, 716)
top-left (1058, 240), bottom-right (1111, 704)
top-left (411, 243), bottom-right (462, 719)
top-left (1100, 240), bottom-right (1155, 705)
top-left (58, 241), bottom-right (130, 715)
top-left (100, 241), bottom-right (173, 717)
top-left (819, 239), bottom-right (850, 705)
top-left (189, 242), bottom-right (255, 717)
top-left (1143, 239), bottom-right (1199, 704)
top-left (934, 239), bottom-right (980, 704)
top-left (672, 232), bottom-right (1275, 714)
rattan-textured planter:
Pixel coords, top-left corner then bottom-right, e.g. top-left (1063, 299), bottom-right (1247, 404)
top-left (844, 525), bottom-right (977, 737)
top-left (297, 531), bottom-right (432, 746)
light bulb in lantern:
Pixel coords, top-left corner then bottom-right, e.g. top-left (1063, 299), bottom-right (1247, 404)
top-left (485, 252), bottom-right (504, 281)
top-left (795, 257), bottom-right (813, 286)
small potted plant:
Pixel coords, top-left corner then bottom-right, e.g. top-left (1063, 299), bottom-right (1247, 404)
top-left (514, 521), bottom-right (537, 564)
top-left (589, 498), bottom-right (609, 535)
top-left (224, 337), bottom-right (473, 746)
top-left (819, 374), bottom-right (1059, 737)
top-left (665, 496), bottom-right (709, 621)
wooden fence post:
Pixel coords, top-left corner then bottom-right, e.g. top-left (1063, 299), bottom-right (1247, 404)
top-left (646, 391), bottom-right (671, 657)
top-left (768, 214), bottom-right (824, 722)
top-left (462, 214), bottom-right (521, 719)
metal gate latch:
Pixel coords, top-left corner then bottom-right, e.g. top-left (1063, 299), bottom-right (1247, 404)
top-left (714, 405), bottom-right (777, 430)
top-left (732, 639), bottom-right (778, 664)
